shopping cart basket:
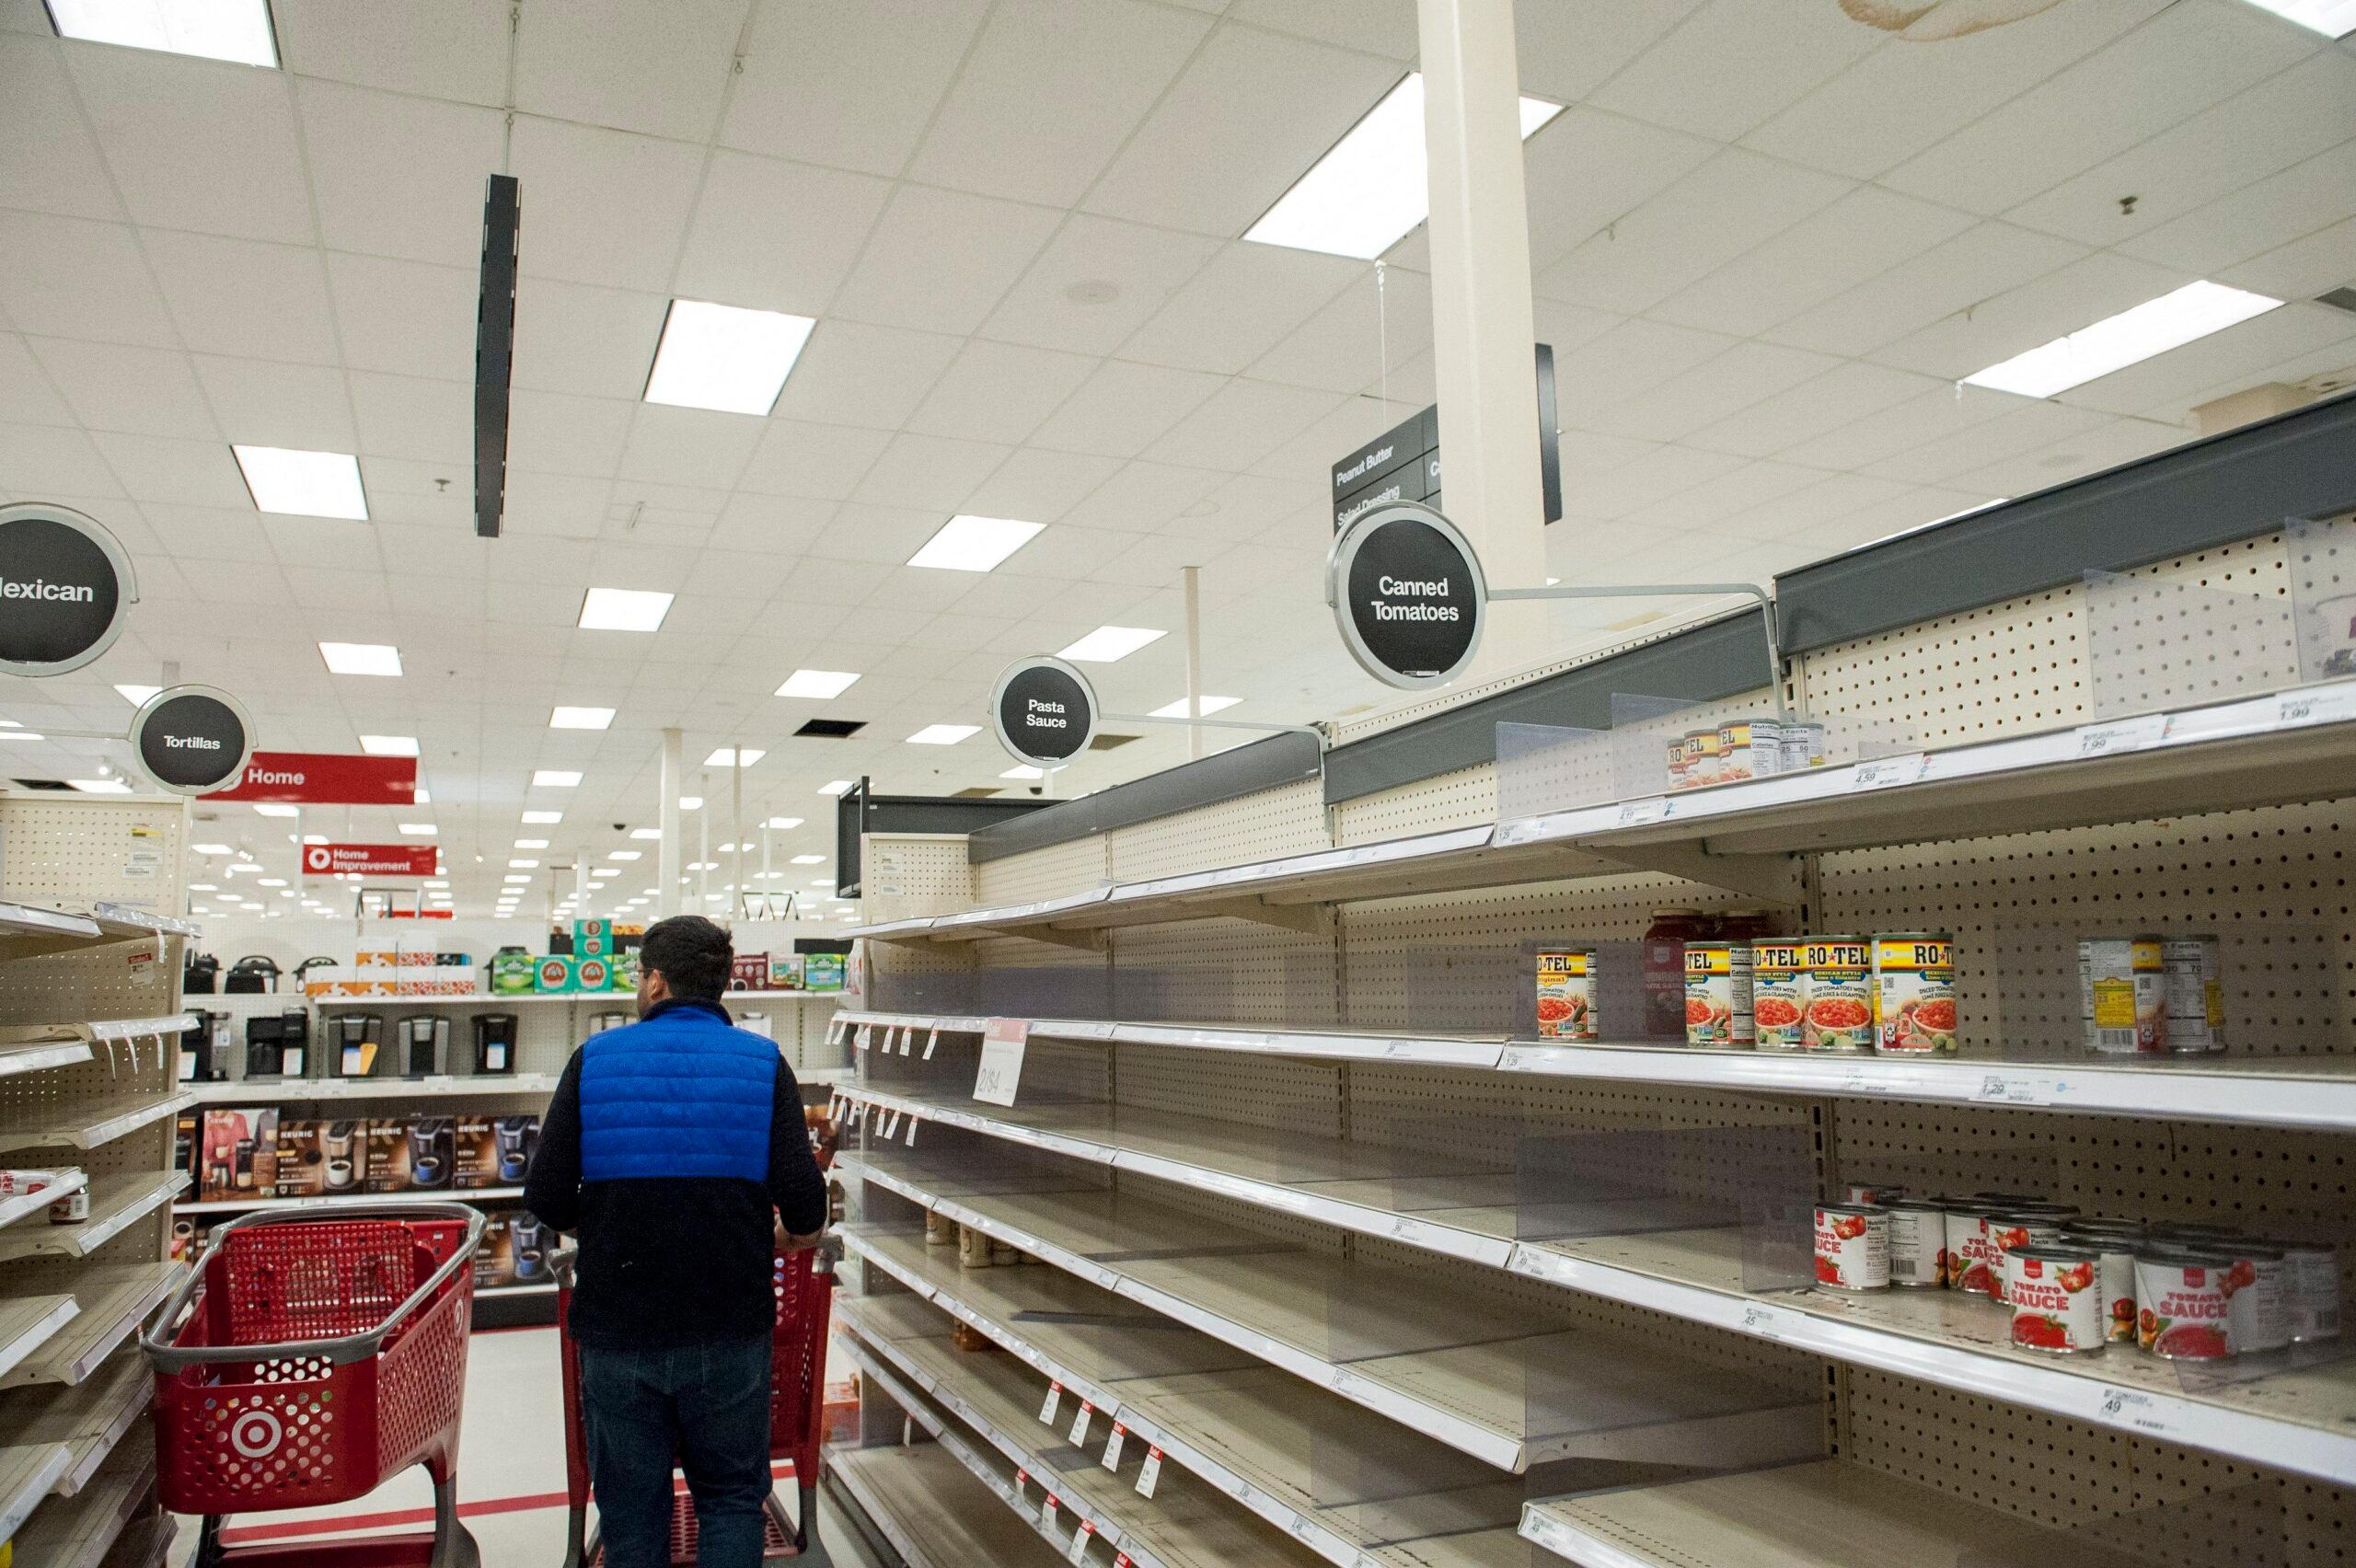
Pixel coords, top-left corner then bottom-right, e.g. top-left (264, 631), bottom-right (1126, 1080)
top-left (556, 1242), bottom-right (837, 1566)
top-left (142, 1202), bottom-right (487, 1568)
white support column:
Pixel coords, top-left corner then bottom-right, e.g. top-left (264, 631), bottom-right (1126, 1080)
top-left (731, 743), bottom-right (744, 923)
top-left (1417, 0), bottom-right (1548, 676)
top-left (697, 773), bottom-right (710, 913)
top-left (1183, 564), bottom-right (1204, 761)
top-left (658, 727), bottom-right (683, 919)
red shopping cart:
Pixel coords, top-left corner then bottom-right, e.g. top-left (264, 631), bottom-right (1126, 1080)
top-left (142, 1202), bottom-right (487, 1568)
top-left (555, 1243), bottom-right (837, 1565)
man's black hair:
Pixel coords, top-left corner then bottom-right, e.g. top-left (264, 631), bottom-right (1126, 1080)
top-left (638, 915), bottom-right (733, 1002)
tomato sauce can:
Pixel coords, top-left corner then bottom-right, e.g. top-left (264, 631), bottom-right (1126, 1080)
top-left (2079, 936), bottom-right (2166, 1054)
top-left (2209, 1239), bottom-right (2289, 1353)
top-left (1885, 1199), bottom-right (1946, 1289)
top-left (2005, 1244), bottom-right (2105, 1354)
top-left (2060, 1220), bottom-right (2143, 1343)
top-left (2135, 1246), bottom-right (2235, 1359)
top-left (1842, 1182), bottom-right (1905, 1205)
top-left (1873, 933), bottom-right (1956, 1054)
top-left (1813, 1203), bottom-right (1888, 1292)
top-left (1801, 936), bottom-right (1874, 1053)
top-left (2272, 1239), bottom-right (2341, 1343)
top-left (1683, 941), bottom-right (1753, 1047)
top-left (1535, 949), bottom-right (1596, 1040)
top-left (1985, 1210), bottom-right (2073, 1303)
top-left (1945, 1205), bottom-right (2001, 1294)
top-left (1751, 940), bottom-right (1804, 1051)
top-left (2162, 936), bottom-right (2225, 1055)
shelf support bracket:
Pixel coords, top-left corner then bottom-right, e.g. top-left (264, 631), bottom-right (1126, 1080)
top-left (1195, 897), bottom-right (1336, 936)
top-left (1003, 924), bottom-right (1109, 952)
top-left (1588, 845), bottom-right (1804, 906)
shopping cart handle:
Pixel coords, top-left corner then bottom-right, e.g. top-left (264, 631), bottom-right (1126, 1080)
top-left (549, 1246), bottom-right (578, 1289)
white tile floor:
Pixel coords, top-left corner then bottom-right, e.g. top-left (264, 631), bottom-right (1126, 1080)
top-left (160, 1324), bottom-right (877, 1566)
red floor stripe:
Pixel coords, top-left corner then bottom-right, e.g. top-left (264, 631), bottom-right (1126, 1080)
top-left (217, 1462), bottom-right (802, 1544)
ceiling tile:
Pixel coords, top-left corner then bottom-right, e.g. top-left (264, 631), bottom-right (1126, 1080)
top-left (1514, 0), bottom-right (1711, 103)
top-left (348, 373), bottom-right (472, 465)
top-left (1861, 398), bottom-right (2118, 486)
top-left (26, 338), bottom-right (213, 438)
top-left (296, 79), bottom-right (505, 269)
top-left (1683, 360), bottom-right (1946, 458)
top-left (326, 255), bottom-right (479, 382)
top-left (674, 152), bottom-right (891, 317)
top-left (0, 421), bottom-right (123, 495)
top-left (502, 471), bottom-right (615, 538)
top-left (1248, 267), bottom-right (1428, 395)
top-left (194, 357), bottom-right (360, 475)
top-left (1514, 107), bottom-right (1719, 273)
top-left (1055, 461), bottom-right (1227, 535)
top-left (2059, 301), bottom-right (2356, 419)
top-left (1553, 317), bottom-right (1741, 430)
top-left (271, 0), bottom-right (513, 103)
top-left (0, 36), bottom-right (121, 220)
top-left (504, 390), bottom-right (633, 480)
top-left (1029, 360), bottom-right (1226, 458)
top-left (705, 491), bottom-right (839, 553)
top-left (1573, 442), bottom-right (1750, 521)
top-left (827, 186), bottom-right (1061, 336)
top-left (1588, 0), bottom-right (1881, 143)
top-left (913, 0), bottom-right (1208, 206)
top-left (1140, 378), bottom-right (1345, 471)
top-left (1762, 220), bottom-right (2086, 358)
top-left (802, 502), bottom-right (948, 566)
top-left (957, 446), bottom-right (1130, 525)
top-left (2115, 140), bottom-right (2356, 280)
top-left (514, 0), bottom-right (748, 142)
top-left (0, 212), bottom-right (178, 347)
top-left (850, 432), bottom-right (1011, 511)
top-left (907, 340), bottom-right (1102, 446)
top-left (511, 277), bottom-right (670, 400)
top-left (615, 404), bottom-right (766, 490)
top-left (722, 0), bottom-right (989, 177)
top-left (0, 334), bottom-right (73, 425)
top-left (1868, 248), bottom-right (2189, 381)
top-left (1083, 25), bottom-right (1403, 236)
top-left (1775, 382), bottom-right (2019, 472)
top-left (1118, 242), bottom-right (1363, 375)
top-left (2217, 213), bottom-right (2356, 304)
top-left (1650, 185), bottom-right (1977, 339)
top-left (509, 116), bottom-right (707, 293)
top-left (981, 216), bottom-right (1219, 357)
top-left (1584, 340), bottom-right (1843, 444)
top-left (65, 43), bottom-right (313, 242)
top-left (1230, 0), bottom-right (1417, 60)
top-left (89, 431), bottom-right (250, 507)
top-left (735, 420), bottom-right (894, 501)
top-left (144, 230), bottom-right (341, 364)
top-left (768, 319), bottom-right (961, 431)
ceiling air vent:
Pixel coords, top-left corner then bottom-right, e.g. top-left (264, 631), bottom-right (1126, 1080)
top-left (794, 719), bottom-right (866, 739)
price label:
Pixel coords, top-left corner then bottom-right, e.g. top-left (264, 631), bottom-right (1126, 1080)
top-left (855, 1025), bottom-right (873, 1052)
top-left (1136, 1447), bottom-right (1162, 1498)
top-left (1117, 1556), bottom-right (1135, 1568)
top-left (2278, 686), bottom-right (2356, 728)
top-left (1040, 1381), bottom-right (1063, 1425)
top-left (1066, 1519), bottom-right (1095, 1563)
top-left (880, 1108), bottom-right (899, 1138)
top-left (1043, 1494), bottom-right (1060, 1533)
top-left (2075, 713), bottom-right (2169, 757)
top-left (1015, 1468), bottom-right (1028, 1493)
top-left (1739, 1303), bottom-right (1782, 1340)
top-left (1068, 1401), bottom-right (1093, 1447)
top-left (1974, 1073), bottom-right (2055, 1106)
top-left (905, 1116), bottom-right (919, 1147)
top-left (976, 1019), bottom-right (1030, 1108)
top-left (1615, 797), bottom-right (1670, 828)
top-left (2096, 1385), bottom-right (2169, 1437)
top-left (1101, 1423), bottom-right (1126, 1470)
top-left (1850, 753), bottom-right (1928, 790)
top-left (897, 1027), bottom-right (913, 1055)
top-left (1493, 815), bottom-right (1551, 847)
top-left (923, 1028), bottom-right (939, 1060)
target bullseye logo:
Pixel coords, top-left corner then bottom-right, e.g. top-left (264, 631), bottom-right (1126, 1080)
top-left (230, 1408), bottom-right (283, 1458)
top-left (303, 845), bottom-right (332, 875)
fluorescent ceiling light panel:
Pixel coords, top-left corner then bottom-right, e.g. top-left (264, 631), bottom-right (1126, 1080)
top-left (643, 300), bottom-right (816, 416)
top-left (302, 833), bottom-right (327, 844)
top-left (514, 839), bottom-right (549, 849)
top-left (1963, 281), bottom-right (2284, 398)
top-left (523, 811), bottom-right (563, 824)
top-left (359, 734), bottom-right (419, 757)
top-left (193, 844), bottom-right (232, 856)
top-left (532, 770), bottom-right (583, 788)
top-left (257, 878), bottom-right (285, 888)
top-left (775, 670), bottom-right (860, 699)
top-left (791, 854), bottom-right (825, 865)
top-left (608, 850), bottom-right (642, 861)
top-left (1148, 695), bottom-right (1240, 718)
top-left (233, 445), bottom-right (368, 520)
top-left (320, 641), bottom-right (402, 677)
top-left (907, 515), bottom-right (1043, 572)
top-left (0, 732), bottom-right (40, 742)
top-left (629, 827), bottom-right (662, 840)
top-left (509, 859), bottom-right (539, 869)
top-left (578, 588), bottom-right (674, 632)
top-left (252, 802), bottom-right (297, 818)
top-left (704, 747), bottom-right (764, 767)
top-left (47, 0), bottom-right (280, 63)
top-left (503, 875), bottom-right (530, 884)
top-left (906, 724), bottom-right (978, 745)
top-left (1246, 74), bottom-right (1562, 259)
top-left (414, 789), bottom-right (431, 804)
top-left (1057, 626), bottom-right (1165, 663)
top-left (68, 778), bottom-right (130, 792)
top-left (398, 824), bottom-right (435, 836)
top-left (2237, 0), bottom-right (2355, 35)
top-left (1000, 765), bottom-right (1045, 780)
top-left (764, 816), bottom-right (803, 830)
top-left (114, 684), bottom-right (161, 706)
top-left (550, 706), bottom-right (616, 731)
top-left (817, 780), bottom-right (852, 797)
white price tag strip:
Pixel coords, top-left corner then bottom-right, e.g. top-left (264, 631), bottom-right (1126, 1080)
top-left (1850, 752), bottom-right (1928, 790)
top-left (880, 1109), bottom-right (899, 1137)
top-left (904, 1116), bottom-right (919, 1147)
top-left (1101, 1423), bottom-right (1125, 1470)
top-left (923, 1028), bottom-right (939, 1060)
top-left (1616, 797), bottom-right (1670, 828)
top-left (1066, 1519), bottom-right (1095, 1563)
top-left (1043, 1494), bottom-right (1059, 1533)
top-left (2279, 686), bottom-right (2356, 728)
top-left (1068, 1401), bottom-right (1092, 1447)
top-left (855, 1025), bottom-right (872, 1052)
top-left (1135, 1447), bottom-right (1161, 1498)
top-left (1040, 1382), bottom-right (1063, 1426)
top-left (2075, 712), bottom-right (2169, 757)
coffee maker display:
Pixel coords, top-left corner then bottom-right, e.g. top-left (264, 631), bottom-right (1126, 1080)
top-left (328, 1014), bottom-right (382, 1078)
top-left (322, 1120), bottom-right (363, 1193)
top-left (473, 1014), bottom-right (518, 1075)
top-left (398, 1015), bottom-right (449, 1078)
top-left (509, 1215), bottom-right (551, 1283)
top-left (244, 1009), bottom-right (309, 1078)
top-left (407, 1116), bottom-right (455, 1190)
top-left (494, 1115), bottom-right (537, 1182)
top-left (178, 1011), bottom-right (231, 1083)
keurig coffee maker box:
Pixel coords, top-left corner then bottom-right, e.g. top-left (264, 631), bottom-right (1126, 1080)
top-left (472, 1215), bottom-right (515, 1289)
top-left (364, 1117), bottom-right (413, 1193)
top-left (198, 1108), bottom-right (281, 1202)
top-left (407, 1115), bottom-right (456, 1191)
top-left (574, 954), bottom-right (613, 993)
top-left (274, 1117), bottom-right (368, 1197)
top-left (508, 1214), bottom-right (555, 1285)
top-left (492, 1114), bottom-right (538, 1182)
top-left (474, 1014), bottom-right (518, 1074)
top-left (453, 1115), bottom-right (497, 1189)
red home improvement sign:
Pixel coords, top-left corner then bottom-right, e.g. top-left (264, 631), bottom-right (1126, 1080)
top-left (206, 751), bottom-right (418, 805)
top-left (302, 843), bottom-right (438, 877)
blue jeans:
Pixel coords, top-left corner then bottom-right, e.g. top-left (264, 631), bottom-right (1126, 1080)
top-left (580, 1335), bottom-right (774, 1568)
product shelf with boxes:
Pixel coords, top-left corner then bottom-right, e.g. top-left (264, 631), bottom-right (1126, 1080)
top-left (0, 1170), bottom-right (85, 1231)
top-left (177, 1183), bottom-right (523, 1216)
top-left (188, 1071), bottom-right (560, 1105)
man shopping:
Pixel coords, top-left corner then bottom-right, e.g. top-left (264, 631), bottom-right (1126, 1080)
top-left (525, 915), bottom-right (829, 1567)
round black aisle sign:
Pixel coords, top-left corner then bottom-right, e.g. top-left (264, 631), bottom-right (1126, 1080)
top-left (132, 686), bottom-right (255, 797)
top-left (1325, 501), bottom-right (1486, 689)
top-left (990, 656), bottom-right (1098, 768)
top-left (0, 503), bottom-right (139, 676)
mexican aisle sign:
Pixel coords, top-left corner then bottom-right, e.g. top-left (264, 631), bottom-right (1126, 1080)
top-left (302, 843), bottom-right (438, 877)
top-left (207, 751), bottom-right (418, 805)
top-left (132, 686), bottom-right (255, 796)
top-left (1326, 502), bottom-right (1487, 690)
top-left (990, 656), bottom-right (1098, 768)
top-left (0, 502), bottom-right (138, 676)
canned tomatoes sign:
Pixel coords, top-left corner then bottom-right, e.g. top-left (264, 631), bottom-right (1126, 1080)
top-left (132, 686), bottom-right (255, 796)
top-left (990, 656), bottom-right (1098, 768)
top-left (0, 502), bottom-right (137, 676)
top-left (1326, 502), bottom-right (1486, 689)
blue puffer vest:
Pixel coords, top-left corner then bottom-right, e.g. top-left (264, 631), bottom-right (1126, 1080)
top-left (579, 999), bottom-right (775, 1182)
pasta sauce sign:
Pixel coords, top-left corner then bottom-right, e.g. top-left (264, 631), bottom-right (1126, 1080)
top-left (1325, 502), bottom-right (1486, 689)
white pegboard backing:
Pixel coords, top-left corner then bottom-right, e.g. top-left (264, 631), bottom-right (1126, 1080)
top-left (859, 835), bottom-right (974, 927)
top-left (1842, 1366), bottom-right (2350, 1568)
top-left (1816, 797), bottom-right (2354, 1060)
top-left (1333, 761), bottom-right (1498, 842)
top-left (1105, 919), bottom-right (1337, 1029)
top-left (1113, 1043), bottom-right (1345, 1139)
top-left (1104, 777), bottom-right (1329, 884)
top-left (969, 832), bottom-right (1108, 909)
top-left (2288, 512), bottom-right (2356, 684)
top-left (0, 790), bottom-right (189, 917)
top-left (0, 932), bottom-right (179, 1035)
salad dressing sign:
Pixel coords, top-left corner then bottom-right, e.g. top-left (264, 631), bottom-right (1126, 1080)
top-left (990, 655), bottom-right (1098, 768)
top-left (1326, 502), bottom-right (1487, 689)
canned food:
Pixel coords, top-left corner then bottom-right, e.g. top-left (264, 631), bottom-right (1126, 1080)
top-left (925, 1211), bottom-right (955, 1247)
top-left (1717, 719), bottom-right (1777, 783)
top-left (2210, 1240), bottom-right (2289, 1353)
top-left (1886, 1199), bottom-right (1946, 1288)
top-left (1751, 940), bottom-right (1805, 1051)
top-left (1873, 933), bottom-right (1957, 1054)
top-left (2136, 1246), bottom-right (2235, 1358)
top-left (2005, 1245), bottom-right (2105, 1354)
top-left (2274, 1239), bottom-right (2341, 1343)
top-left (1535, 949), bottom-right (1597, 1040)
top-left (1945, 1205), bottom-right (2000, 1294)
top-left (46, 1186), bottom-right (88, 1225)
top-left (1813, 1203), bottom-right (1888, 1292)
top-left (1801, 937), bottom-right (1874, 1053)
top-left (1782, 721), bottom-right (1825, 773)
top-left (1666, 733), bottom-right (1695, 791)
top-left (1985, 1210), bottom-right (2072, 1304)
top-left (2079, 936), bottom-right (2166, 1054)
top-left (2060, 1221), bottom-right (2144, 1343)
top-left (2163, 937), bottom-right (2225, 1055)
top-left (958, 1223), bottom-right (994, 1269)
top-left (1684, 941), bottom-right (1754, 1047)
top-left (1842, 1182), bottom-right (1905, 1205)
top-left (1690, 728), bottom-right (1724, 790)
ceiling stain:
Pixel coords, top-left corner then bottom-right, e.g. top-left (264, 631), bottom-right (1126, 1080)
top-left (1840, 0), bottom-right (2067, 40)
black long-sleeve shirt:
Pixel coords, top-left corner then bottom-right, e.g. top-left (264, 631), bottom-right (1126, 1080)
top-left (525, 1000), bottom-right (828, 1348)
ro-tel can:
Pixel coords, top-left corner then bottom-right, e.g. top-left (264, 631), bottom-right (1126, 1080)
top-left (1666, 733), bottom-right (1693, 791)
top-left (1748, 719), bottom-right (1785, 778)
top-left (1680, 728), bottom-right (1723, 790)
top-left (1813, 1203), bottom-right (1889, 1292)
top-left (2079, 936), bottom-right (2166, 1054)
top-left (1801, 936), bottom-right (1874, 1053)
top-left (1945, 1204), bottom-right (2000, 1294)
top-left (1885, 1199), bottom-right (1946, 1289)
top-left (1535, 949), bottom-right (1597, 1041)
top-left (2059, 1219), bottom-right (2145, 1344)
top-left (2005, 1244), bottom-right (2105, 1354)
top-left (1751, 940), bottom-right (1805, 1051)
top-left (1716, 719), bottom-right (1776, 783)
top-left (2162, 936), bottom-right (2225, 1055)
top-left (2135, 1244), bottom-right (2235, 1359)
top-left (1873, 933), bottom-right (1957, 1054)
top-left (1683, 941), bottom-right (1754, 1048)
top-left (2270, 1238), bottom-right (2341, 1343)
top-left (1782, 720), bottom-right (1825, 773)
top-left (1842, 1182), bottom-right (1905, 1206)
top-left (1984, 1208), bottom-right (2075, 1303)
